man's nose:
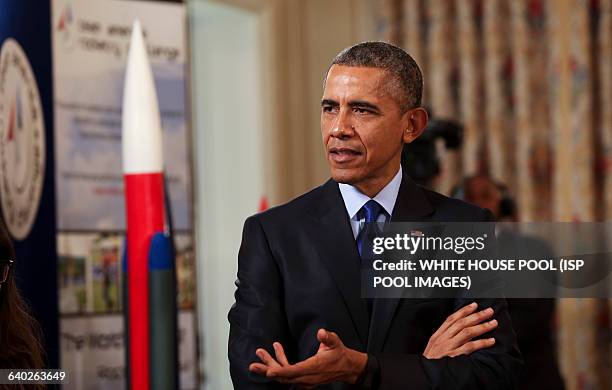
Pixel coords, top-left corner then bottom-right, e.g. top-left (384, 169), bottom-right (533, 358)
top-left (330, 109), bottom-right (355, 138)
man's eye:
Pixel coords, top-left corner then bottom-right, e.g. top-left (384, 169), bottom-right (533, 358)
top-left (322, 106), bottom-right (336, 113)
top-left (354, 107), bottom-right (371, 114)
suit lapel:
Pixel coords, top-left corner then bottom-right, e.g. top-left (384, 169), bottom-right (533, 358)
top-left (305, 180), bottom-right (370, 347)
top-left (367, 174), bottom-right (434, 353)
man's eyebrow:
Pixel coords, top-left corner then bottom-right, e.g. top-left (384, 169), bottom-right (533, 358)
top-left (320, 99), bottom-right (381, 113)
top-left (348, 100), bottom-right (380, 112)
top-left (321, 99), bottom-right (338, 106)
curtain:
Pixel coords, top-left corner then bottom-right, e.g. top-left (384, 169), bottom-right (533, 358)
top-left (376, 1), bottom-right (611, 389)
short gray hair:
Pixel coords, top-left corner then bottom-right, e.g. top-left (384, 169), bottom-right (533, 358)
top-left (327, 41), bottom-right (423, 111)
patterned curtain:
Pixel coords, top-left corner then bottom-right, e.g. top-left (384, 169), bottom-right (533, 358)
top-left (376, 0), bottom-right (611, 389)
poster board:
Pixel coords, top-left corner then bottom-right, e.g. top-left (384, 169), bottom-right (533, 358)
top-left (52, 0), bottom-right (197, 387)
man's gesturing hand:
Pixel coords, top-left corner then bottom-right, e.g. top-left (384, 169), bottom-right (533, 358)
top-left (249, 329), bottom-right (367, 387)
top-left (423, 302), bottom-right (498, 359)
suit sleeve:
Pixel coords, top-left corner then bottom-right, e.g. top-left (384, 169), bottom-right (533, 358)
top-left (376, 297), bottom-right (522, 389)
top-left (228, 216), bottom-right (292, 389)
top-left (375, 209), bottom-right (523, 389)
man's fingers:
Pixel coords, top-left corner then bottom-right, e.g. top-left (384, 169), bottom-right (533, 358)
top-left (432, 302), bottom-right (478, 339)
top-left (273, 342), bottom-right (290, 366)
top-left (450, 337), bottom-right (496, 357)
top-left (268, 355), bottom-right (320, 380)
top-left (446, 307), bottom-right (495, 338)
top-left (317, 329), bottom-right (341, 349)
top-left (454, 319), bottom-right (498, 346)
top-left (249, 362), bottom-right (269, 375)
top-left (264, 360), bottom-right (315, 382)
top-left (255, 348), bottom-right (281, 367)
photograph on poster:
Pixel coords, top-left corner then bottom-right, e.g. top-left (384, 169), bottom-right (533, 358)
top-left (58, 254), bottom-right (87, 314)
top-left (91, 235), bottom-right (123, 313)
top-left (58, 232), bottom-right (195, 315)
top-left (175, 234), bottom-right (195, 310)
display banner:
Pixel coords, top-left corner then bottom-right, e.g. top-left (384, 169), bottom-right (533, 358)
top-left (51, 0), bottom-right (196, 387)
top-left (60, 311), bottom-right (197, 390)
top-left (52, 0), bottom-right (192, 232)
top-left (0, 0), bottom-right (59, 368)
top-left (57, 232), bottom-right (197, 388)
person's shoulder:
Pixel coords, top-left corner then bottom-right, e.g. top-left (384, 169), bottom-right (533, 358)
top-left (420, 186), bottom-right (493, 222)
top-left (246, 180), bottom-right (333, 225)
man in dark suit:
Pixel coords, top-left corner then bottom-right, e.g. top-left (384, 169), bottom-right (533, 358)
top-left (228, 42), bottom-right (522, 389)
top-left (459, 175), bottom-right (564, 390)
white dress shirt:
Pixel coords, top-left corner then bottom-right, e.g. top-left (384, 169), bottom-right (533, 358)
top-left (338, 167), bottom-right (403, 239)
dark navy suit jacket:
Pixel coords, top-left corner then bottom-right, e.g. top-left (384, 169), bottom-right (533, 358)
top-left (228, 176), bottom-right (522, 389)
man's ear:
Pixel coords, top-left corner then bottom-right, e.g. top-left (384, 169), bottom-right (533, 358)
top-left (402, 107), bottom-right (428, 144)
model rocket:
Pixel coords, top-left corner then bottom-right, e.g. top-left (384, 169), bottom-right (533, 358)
top-left (122, 20), bottom-right (177, 390)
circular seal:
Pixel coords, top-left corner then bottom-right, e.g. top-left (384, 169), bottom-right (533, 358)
top-left (0, 39), bottom-right (46, 240)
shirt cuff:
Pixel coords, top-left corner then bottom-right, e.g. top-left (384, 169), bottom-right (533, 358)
top-left (356, 353), bottom-right (381, 389)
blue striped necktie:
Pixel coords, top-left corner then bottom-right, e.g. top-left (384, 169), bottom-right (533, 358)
top-left (357, 200), bottom-right (386, 257)
top-left (356, 200), bottom-right (386, 315)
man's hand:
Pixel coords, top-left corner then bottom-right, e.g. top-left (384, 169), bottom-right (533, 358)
top-left (423, 302), bottom-right (497, 359)
top-left (249, 328), bottom-right (367, 388)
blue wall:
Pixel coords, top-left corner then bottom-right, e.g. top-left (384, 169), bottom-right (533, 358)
top-left (0, 0), bottom-right (58, 368)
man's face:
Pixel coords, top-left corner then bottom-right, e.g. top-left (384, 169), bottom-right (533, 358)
top-left (321, 65), bottom-right (411, 193)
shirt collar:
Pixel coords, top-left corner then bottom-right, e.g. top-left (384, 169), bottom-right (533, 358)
top-left (338, 166), bottom-right (403, 219)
